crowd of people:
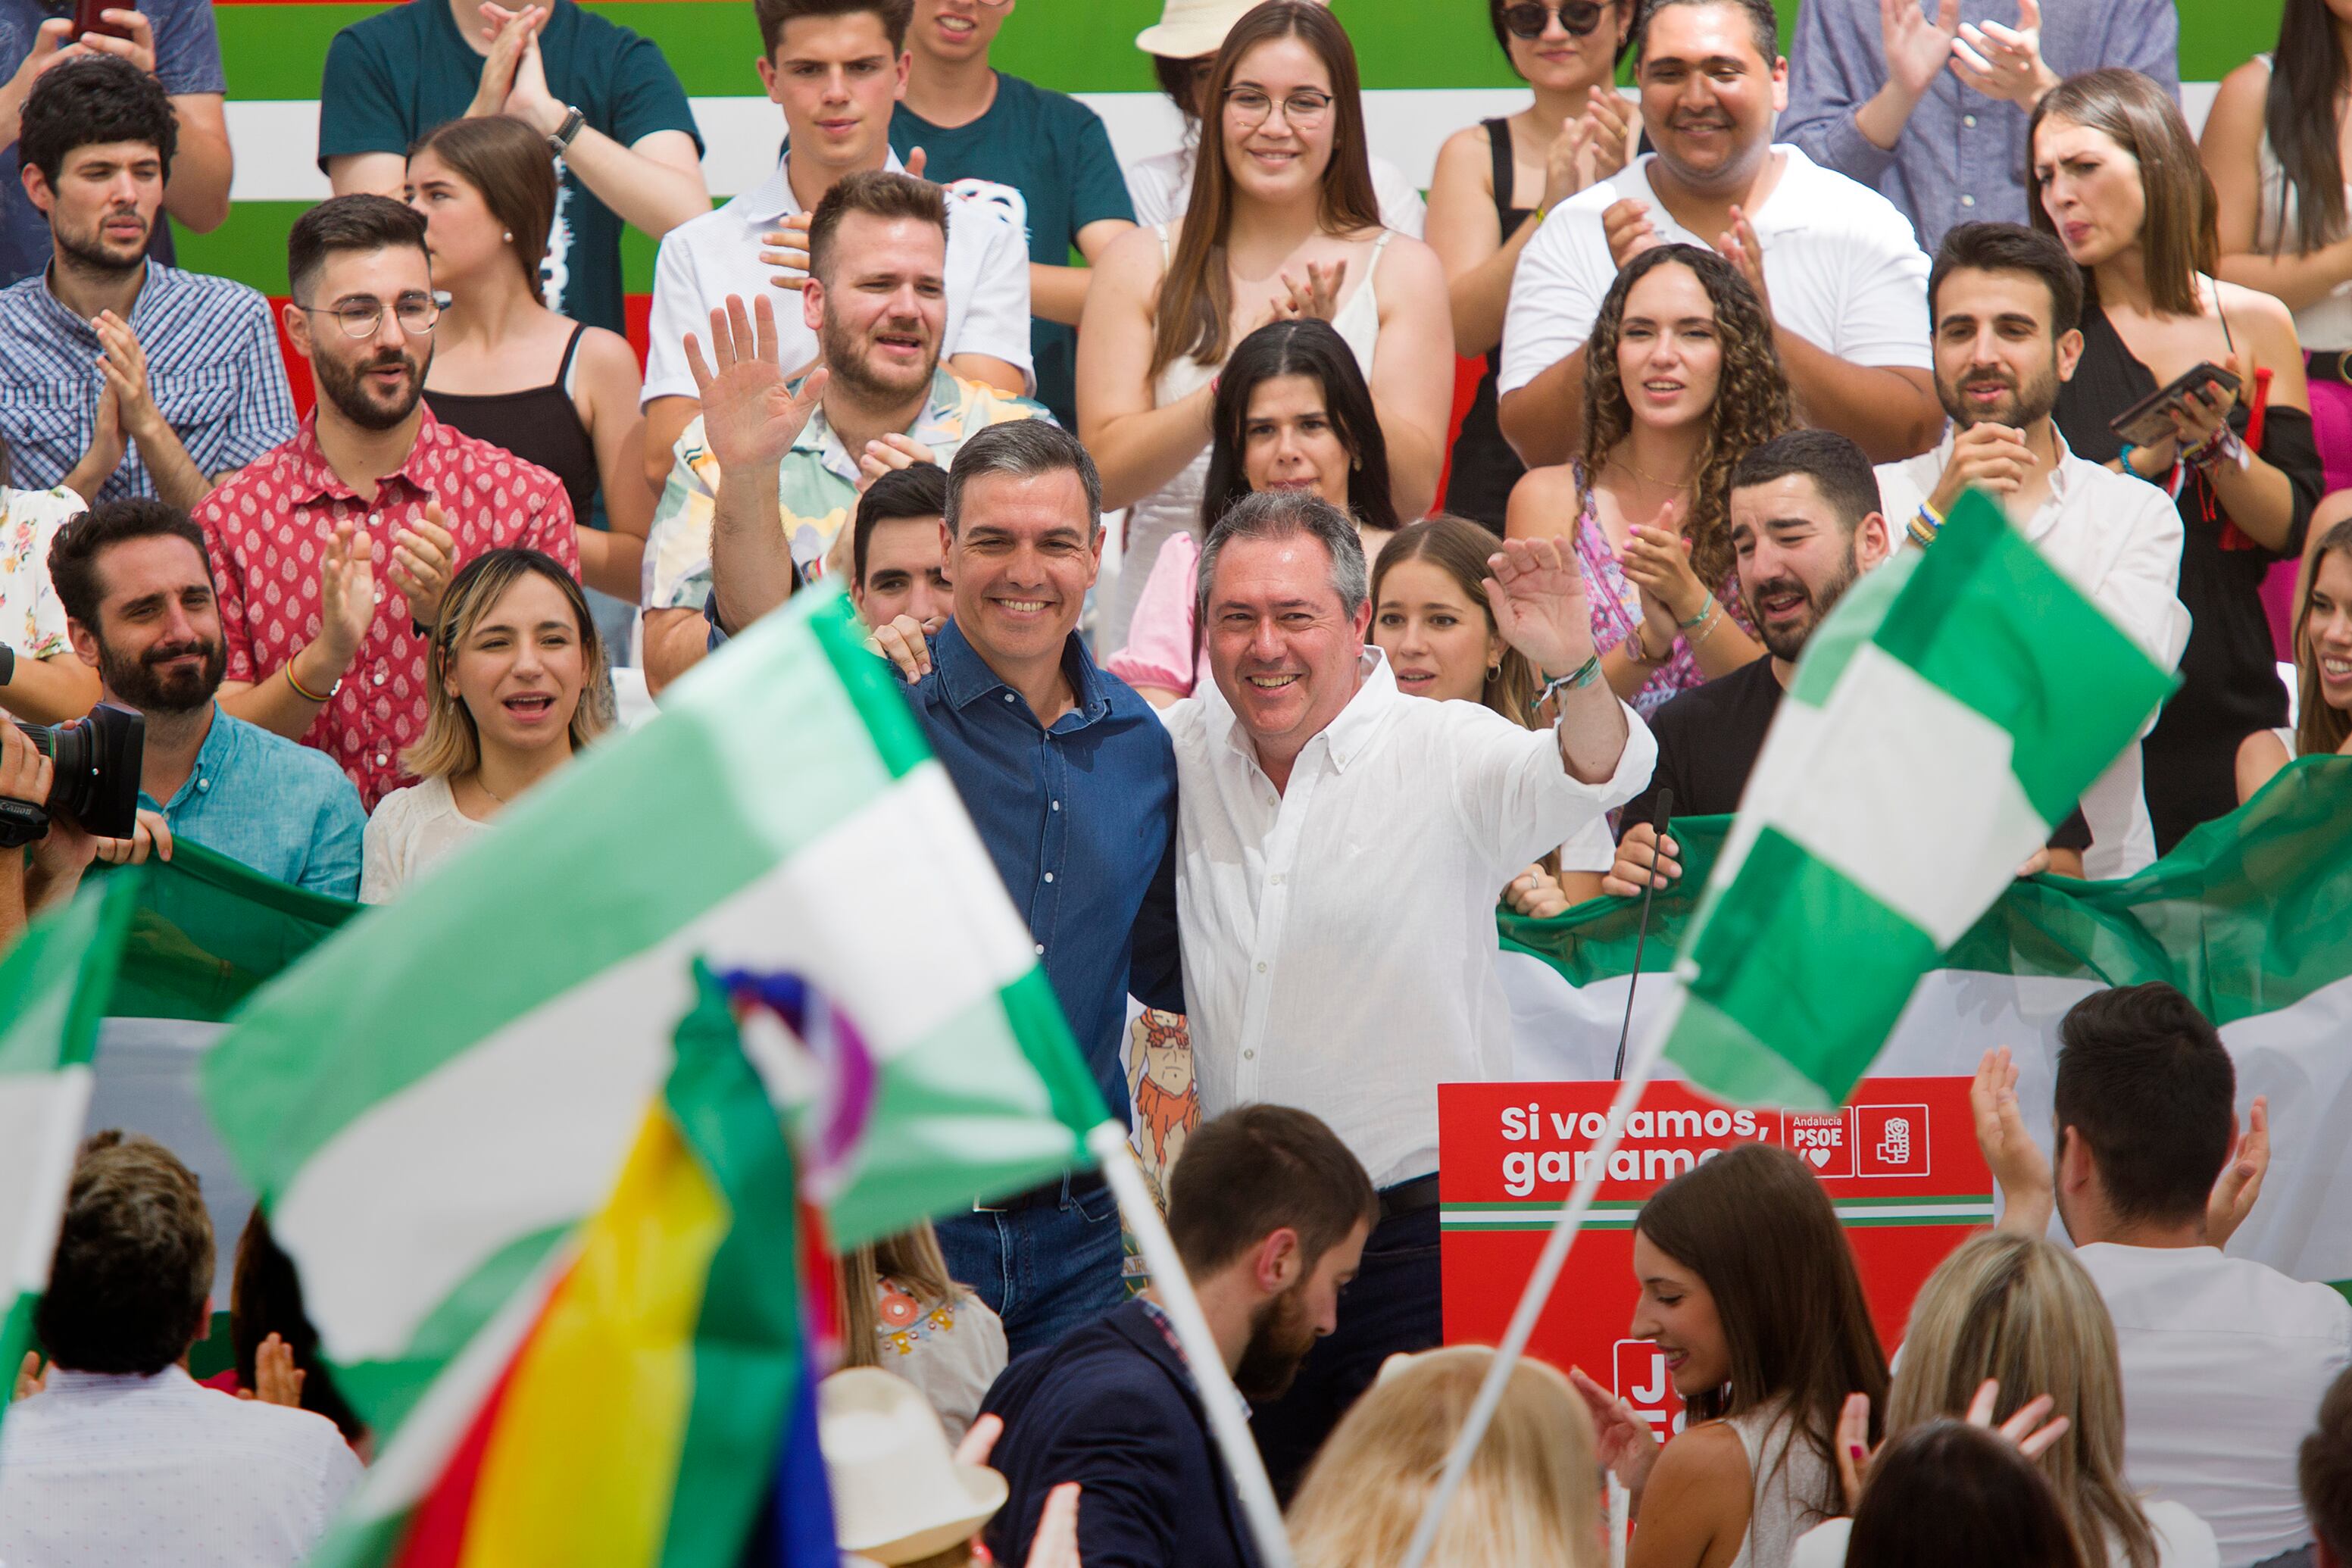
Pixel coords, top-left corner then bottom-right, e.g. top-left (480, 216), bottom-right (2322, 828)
top-left (2, 0), bottom-right (2350, 1563)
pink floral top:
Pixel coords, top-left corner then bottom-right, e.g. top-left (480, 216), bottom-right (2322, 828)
top-left (1107, 530), bottom-right (1209, 695)
top-left (0, 486), bottom-right (86, 664)
top-left (1570, 464), bottom-right (1756, 717)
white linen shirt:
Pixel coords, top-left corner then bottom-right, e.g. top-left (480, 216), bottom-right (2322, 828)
top-left (1164, 650), bottom-right (1656, 1188)
top-left (640, 151), bottom-right (1035, 406)
top-left (0, 1366), bottom-right (361, 1568)
top-left (2073, 1242), bottom-right (2352, 1568)
top-left (1876, 429), bottom-right (2189, 879)
top-left (1498, 146), bottom-right (1931, 397)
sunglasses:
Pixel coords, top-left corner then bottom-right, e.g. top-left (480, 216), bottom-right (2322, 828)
top-left (1501, 1), bottom-right (1610, 41)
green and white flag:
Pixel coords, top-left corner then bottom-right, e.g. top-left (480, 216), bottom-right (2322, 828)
top-left (1659, 490), bottom-right (2176, 1109)
top-left (197, 583), bottom-right (1107, 1466)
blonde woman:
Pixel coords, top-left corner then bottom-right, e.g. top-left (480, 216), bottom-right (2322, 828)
top-left (361, 548), bottom-right (611, 902)
top-left (833, 1222), bottom-right (1007, 1447)
top-left (1288, 1346), bottom-right (1604, 1568)
top-left (1793, 1232), bottom-right (2219, 1568)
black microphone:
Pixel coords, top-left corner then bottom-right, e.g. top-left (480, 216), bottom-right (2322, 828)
top-left (1612, 788), bottom-right (1675, 1080)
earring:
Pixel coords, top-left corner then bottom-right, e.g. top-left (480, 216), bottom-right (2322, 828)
top-left (502, 230), bottom-right (514, 241)
top-left (1485, 661), bottom-right (1501, 680)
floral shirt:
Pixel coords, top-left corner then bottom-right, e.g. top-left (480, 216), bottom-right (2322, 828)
top-left (0, 485), bottom-right (85, 662)
top-left (1571, 464), bottom-right (1758, 717)
top-left (642, 367), bottom-right (1049, 614)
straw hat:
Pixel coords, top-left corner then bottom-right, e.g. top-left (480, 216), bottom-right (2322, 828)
top-left (1134, 0), bottom-right (1262, 60)
top-left (820, 1368), bottom-right (1010, 1565)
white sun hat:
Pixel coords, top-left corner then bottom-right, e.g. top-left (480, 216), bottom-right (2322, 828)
top-left (820, 1367), bottom-right (1010, 1565)
top-left (1134, 0), bottom-right (1265, 60)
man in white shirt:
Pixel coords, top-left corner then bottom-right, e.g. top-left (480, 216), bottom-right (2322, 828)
top-left (1875, 221), bottom-right (2188, 878)
top-left (1978, 983), bottom-right (2352, 1568)
top-left (1162, 489), bottom-right (1654, 1487)
top-left (0, 1132), bottom-right (359, 1568)
top-left (1496, 0), bottom-right (1941, 466)
top-left (638, 0), bottom-right (1032, 491)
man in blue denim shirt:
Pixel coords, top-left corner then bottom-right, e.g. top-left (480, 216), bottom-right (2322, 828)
top-left (861, 421), bottom-right (1184, 1358)
top-left (48, 499), bottom-right (364, 898)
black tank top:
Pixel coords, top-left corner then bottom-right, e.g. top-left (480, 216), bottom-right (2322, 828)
top-left (2054, 300), bottom-right (2321, 852)
top-left (423, 323), bottom-right (601, 527)
top-left (1441, 119), bottom-right (1536, 533)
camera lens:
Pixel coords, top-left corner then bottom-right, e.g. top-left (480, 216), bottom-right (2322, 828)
top-left (9, 703), bottom-right (145, 839)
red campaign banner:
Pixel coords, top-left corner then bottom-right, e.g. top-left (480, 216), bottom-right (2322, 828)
top-left (1439, 1078), bottom-right (1988, 1438)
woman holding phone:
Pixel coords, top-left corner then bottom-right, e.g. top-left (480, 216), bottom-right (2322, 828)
top-left (2037, 70), bottom-right (2322, 853)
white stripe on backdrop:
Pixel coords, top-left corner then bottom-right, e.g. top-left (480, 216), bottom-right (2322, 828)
top-left (223, 85), bottom-right (2224, 205)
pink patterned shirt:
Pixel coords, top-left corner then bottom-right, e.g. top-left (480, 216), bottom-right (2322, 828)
top-left (195, 407), bottom-right (579, 810)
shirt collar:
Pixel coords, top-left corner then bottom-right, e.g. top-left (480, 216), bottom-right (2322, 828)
top-left (286, 403), bottom-right (444, 505)
top-left (930, 616), bottom-right (1112, 727)
top-left (740, 148), bottom-right (910, 224)
top-left (1214, 646), bottom-right (1397, 777)
top-left (33, 258), bottom-right (158, 338)
top-left (41, 1365), bottom-right (195, 1397)
top-left (139, 706), bottom-right (231, 815)
top-left (1926, 423), bottom-right (2084, 542)
top-left (791, 369), bottom-right (967, 479)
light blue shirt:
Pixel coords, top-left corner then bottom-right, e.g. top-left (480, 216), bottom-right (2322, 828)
top-left (138, 707), bottom-right (365, 900)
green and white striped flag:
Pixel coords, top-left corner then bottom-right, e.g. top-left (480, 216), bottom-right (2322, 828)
top-left (197, 583), bottom-right (1107, 1458)
top-left (1660, 490), bottom-right (2177, 1108)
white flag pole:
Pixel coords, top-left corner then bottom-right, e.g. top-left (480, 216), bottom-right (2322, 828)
top-left (1086, 1121), bottom-right (1297, 1568)
top-left (1395, 993), bottom-right (1683, 1568)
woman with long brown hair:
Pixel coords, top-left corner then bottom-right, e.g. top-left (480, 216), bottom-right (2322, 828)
top-left (2238, 517), bottom-right (2352, 800)
top-left (1507, 243), bottom-right (1785, 714)
top-left (2037, 69), bottom-right (2323, 853)
top-left (1079, 0), bottom-right (1453, 649)
top-left (1572, 1142), bottom-right (1890, 1568)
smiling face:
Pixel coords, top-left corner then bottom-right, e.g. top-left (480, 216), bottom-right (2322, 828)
top-left (1505, 0), bottom-right (1630, 95)
top-left (1729, 473), bottom-right (1883, 663)
top-left (1205, 530), bottom-right (1371, 767)
top-left (946, 467), bottom-right (1101, 673)
top-left (1636, 2), bottom-right (1785, 193)
top-left (28, 139), bottom-right (164, 275)
top-left (1615, 260), bottom-right (1725, 433)
top-left (1630, 1228), bottom-right (1732, 1398)
top-left (909, 0), bottom-right (1007, 65)
top-left (289, 245), bottom-right (436, 433)
top-left (404, 146), bottom-right (510, 288)
top-left (1242, 373), bottom-right (1354, 508)
top-left (2304, 551), bottom-right (2352, 714)
top-left (447, 570), bottom-right (588, 761)
top-left (74, 534), bottom-right (226, 717)
top-left (1219, 34), bottom-right (1338, 205)
top-left (2032, 117), bottom-right (2147, 270)
top-left (1932, 267), bottom-right (2079, 432)
top-left (759, 11), bottom-right (907, 172)
top-left (854, 513), bottom-right (952, 633)
top-left (807, 211), bottom-right (948, 403)
top-left (1372, 558), bottom-right (1502, 704)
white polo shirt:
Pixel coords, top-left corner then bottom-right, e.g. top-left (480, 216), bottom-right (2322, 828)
top-left (2074, 1242), bottom-right (2352, 1568)
top-left (1498, 145), bottom-right (1932, 397)
top-left (641, 150), bottom-right (1035, 407)
top-left (1876, 429), bottom-right (2189, 879)
top-left (1163, 650), bottom-right (1656, 1188)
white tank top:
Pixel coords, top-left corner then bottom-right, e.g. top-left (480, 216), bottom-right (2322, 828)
top-left (2253, 55), bottom-right (2352, 352)
top-left (1726, 1401), bottom-right (1835, 1568)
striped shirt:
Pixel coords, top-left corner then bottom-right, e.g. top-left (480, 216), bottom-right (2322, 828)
top-left (0, 262), bottom-right (295, 504)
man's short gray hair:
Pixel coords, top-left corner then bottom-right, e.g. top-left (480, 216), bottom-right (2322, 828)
top-left (942, 420), bottom-right (1102, 536)
top-left (1196, 489), bottom-right (1368, 623)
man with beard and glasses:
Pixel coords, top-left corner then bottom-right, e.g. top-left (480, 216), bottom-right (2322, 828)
top-left (978, 1105), bottom-right (1376, 1568)
top-left (192, 195), bottom-right (578, 811)
top-left (42, 499), bottom-right (364, 898)
top-left (1497, 0), bottom-right (1941, 467)
top-left (640, 169), bottom-right (1045, 693)
top-left (1607, 427), bottom-right (2094, 895)
top-left (0, 57), bottom-right (290, 511)
top-left (1875, 221), bottom-right (2186, 877)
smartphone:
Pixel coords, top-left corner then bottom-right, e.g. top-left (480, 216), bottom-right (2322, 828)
top-left (70, 0), bottom-right (134, 43)
top-left (2107, 362), bottom-right (2241, 448)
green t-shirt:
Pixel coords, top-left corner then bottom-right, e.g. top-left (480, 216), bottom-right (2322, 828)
top-left (891, 73), bottom-right (1134, 427)
top-left (317, 0), bottom-right (701, 336)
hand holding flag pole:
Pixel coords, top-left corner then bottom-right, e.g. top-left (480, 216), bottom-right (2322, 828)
top-left (1612, 789), bottom-right (1673, 1079)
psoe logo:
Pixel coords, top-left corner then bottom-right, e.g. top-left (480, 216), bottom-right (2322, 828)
top-left (1855, 1104), bottom-right (1932, 1177)
top-left (1613, 1338), bottom-right (1686, 1442)
top-left (1780, 1110), bottom-right (1853, 1177)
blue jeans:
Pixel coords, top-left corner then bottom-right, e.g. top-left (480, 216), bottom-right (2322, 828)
top-left (1250, 1203), bottom-right (1443, 1498)
top-left (936, 1176), bottom-right (1129, 1361)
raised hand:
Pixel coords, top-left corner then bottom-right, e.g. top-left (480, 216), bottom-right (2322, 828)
top-left (1579, 88), bottom-right (1635, 189)
top-left (758, 212), bottom-right (814, 292)
top-left (13, 1351), bottom-right (43, 1403)
top-left (1569, 1366), bottom-right (1663, 1505)
top-left (1713, 206), bottom-right (1772, 318)
top-left (317, 520), bottom-right (378, 666)
top-left (1881, 0), bottom-right (1961, 100)
top-left (72, 8), bottom-right (158, 74)
top-left (504, 24), bottom-right (563, 137)
top-left (241, 1333), bottom-right (308, 1409)
top-left (864, 612), bottom-right (934, 683)
top-left (390, 501), bottom-right (459, 632)
top-left (93, 312), bottom-right (161, 445)
top-left (1620, 505), bottom-right (1710, 626)
top-left (902, 145), bottom-right (928, 181)
top-left (2207, 1095), bottom-right (2270, 1248)
top-left (1603, 198), bottom-right (1662, 270)
top-left (1270, 259), bottom-right (1348, 325)
top-left (1951, 0), bottom-right (2058, 107)
top-left (464, 5), bottom-right (542, 120)
top-left (684, 295), bottom-right (831, 475)
top-left (1972, 1046), bottom-right (2055, 1234)
top-left (856, 433), bottom-right (937, 493)
top-left (1930, 420), bottom-right (2036, 516)
top-left (1966, 1377), bottom-right (2069, 1458)
top-left (1482, 535), bottom-right (1599, 678)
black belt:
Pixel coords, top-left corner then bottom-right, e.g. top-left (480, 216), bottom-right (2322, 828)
top-left (973, 1168), bottom-right (1107, 1213)
top-left (2310, 348), bottom-right (2352, 386)
top-left (1379, 1173), bottom-right (1440, 1223)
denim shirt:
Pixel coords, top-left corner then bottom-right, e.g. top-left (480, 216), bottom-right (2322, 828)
top-left (138, 707), bottom-right (367, 900)
top-left (901, 619), bottom-right (1183, 1122)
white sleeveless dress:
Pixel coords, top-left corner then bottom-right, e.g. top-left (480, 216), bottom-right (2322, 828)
top-left (1105, 226), bottom-right (1392, 651)
top-left (1726, 1401), bottom-right (1835, 1568)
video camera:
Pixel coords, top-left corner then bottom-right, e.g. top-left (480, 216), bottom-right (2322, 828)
top-left (4, 703), bottom-right (146, 842)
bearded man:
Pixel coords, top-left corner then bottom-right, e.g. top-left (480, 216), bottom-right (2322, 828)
top-left (191, 195), bottom-right (579, 810)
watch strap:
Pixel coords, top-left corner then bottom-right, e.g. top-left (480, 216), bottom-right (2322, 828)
top-left (548, 106), bottom-right (586, 155)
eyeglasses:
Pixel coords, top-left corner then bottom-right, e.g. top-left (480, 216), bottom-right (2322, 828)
top-left (1500, 1), bottom-right (1611, 41)
top-left (299, 294), bottom-right (441, 339)
top-left (1223, 87), bottom-right (1335, 130)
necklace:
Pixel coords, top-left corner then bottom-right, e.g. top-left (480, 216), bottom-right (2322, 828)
top-left (1610, 454), bottom-right (1693, 490)
top-left (470, 773), bottom-right (511, 808)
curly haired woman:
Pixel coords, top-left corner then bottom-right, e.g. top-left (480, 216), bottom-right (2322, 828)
top-left (1506, 243), bottom-right (1791, 713)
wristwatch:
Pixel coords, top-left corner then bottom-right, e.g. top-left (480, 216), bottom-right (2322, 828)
top-left (548, 105), bottom-right (586, 155)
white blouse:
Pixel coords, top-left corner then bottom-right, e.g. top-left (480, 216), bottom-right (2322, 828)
top-left (361, 775), bottom-right (492, 903)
